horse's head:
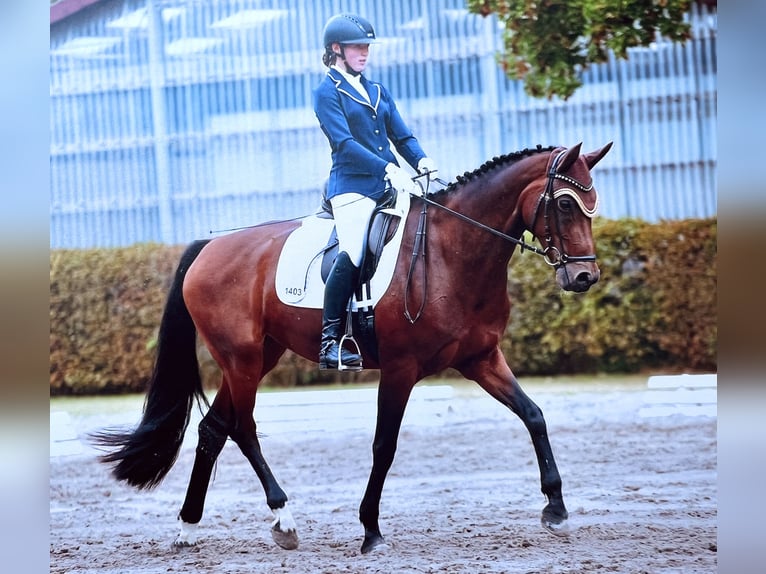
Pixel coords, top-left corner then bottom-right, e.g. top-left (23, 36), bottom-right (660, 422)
top-left (523, 142), bottom-right (613, 293)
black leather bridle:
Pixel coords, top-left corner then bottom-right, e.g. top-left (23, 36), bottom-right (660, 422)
top-left (413, 149), bottom-right (598, 268)
top-left (527, 148), bottom-right (598, 267)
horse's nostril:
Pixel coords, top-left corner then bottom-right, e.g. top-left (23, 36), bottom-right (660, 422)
top-left (576, 271), bottom-right (592, 285)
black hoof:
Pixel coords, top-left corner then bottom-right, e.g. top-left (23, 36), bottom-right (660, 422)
top-left (361, 529), bottom-right (388, 554)
top-left (542, 502), bottom-right (570, 537)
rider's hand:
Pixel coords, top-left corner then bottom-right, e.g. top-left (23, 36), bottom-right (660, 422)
top-left (385, 163), bottom-right (420, 195)
top-left (417, 157), bottom-right (438, 177)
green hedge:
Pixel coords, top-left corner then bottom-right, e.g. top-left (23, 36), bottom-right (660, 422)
top-left (503, 218), bottom-right (716, 375)
top-left (49, 218), bottom-right (716, 395)
top-left (50, 243), bottom-right (183, 395)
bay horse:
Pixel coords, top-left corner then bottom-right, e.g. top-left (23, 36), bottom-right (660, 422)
top-left (94, 142), bottom-right (612, 554)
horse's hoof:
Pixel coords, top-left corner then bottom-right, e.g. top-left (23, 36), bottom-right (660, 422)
top-left (361, 531), bottom-right (388, 554)
top-left (173, 521), bottom-right (199, 547)
top-left (271, 523), bottom-right (299, 550)
top-left (541, 500), bottom-right (570, 537)
top-left (270, 506), bottom-right (299, 549)
top-left (541, 515), bottom-right (570, 537)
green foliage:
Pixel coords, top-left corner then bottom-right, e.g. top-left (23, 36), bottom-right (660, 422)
top-left (49, 244), bottom-right (377, 394)
top-left (49, 218), bottom-right (716, 394)
top-left (49, 244), bottom-right (185, 394)
top-left (467, 0), bottom-right (694, 99)
top-left (634, 218), bottom-right (717, 371)
top-left (503, 218), bottom-right (716, 374)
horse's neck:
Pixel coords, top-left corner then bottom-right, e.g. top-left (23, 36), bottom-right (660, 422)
top-left (426, 163), bottom-right (530, 289)
top-left (444, 158), bottom-right (540, 246)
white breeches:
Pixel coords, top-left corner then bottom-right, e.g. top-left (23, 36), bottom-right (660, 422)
top-left (329, 193), bottom-right (377, 267)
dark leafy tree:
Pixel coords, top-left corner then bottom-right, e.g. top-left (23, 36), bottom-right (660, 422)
top-left (467, 0), bottom-right (715, 99)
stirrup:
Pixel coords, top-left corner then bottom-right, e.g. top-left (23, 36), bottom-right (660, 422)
top-left (337, 334), bottom-right (363, 372)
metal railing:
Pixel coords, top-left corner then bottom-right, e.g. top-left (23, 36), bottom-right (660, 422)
top-left (50, 0), bottom-right (717, 248)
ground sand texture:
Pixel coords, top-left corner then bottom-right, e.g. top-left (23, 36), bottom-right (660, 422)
top-left (50, 379), bottom-right (717, 573)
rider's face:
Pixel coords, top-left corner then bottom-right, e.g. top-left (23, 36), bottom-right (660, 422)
top-left (336, 43), bottom-right (369, 73)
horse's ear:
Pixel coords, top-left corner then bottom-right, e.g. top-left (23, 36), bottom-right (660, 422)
top-left (583, 142), bottom-right (614, 170)
top-left (558, 142), bottom-right (582, 172)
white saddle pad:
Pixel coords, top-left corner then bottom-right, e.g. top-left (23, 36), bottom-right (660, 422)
top-left (275, 188), bottom-right (412, 309)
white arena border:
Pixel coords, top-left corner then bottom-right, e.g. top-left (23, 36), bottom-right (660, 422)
top-left (640, 373), bottom-right (717, 418)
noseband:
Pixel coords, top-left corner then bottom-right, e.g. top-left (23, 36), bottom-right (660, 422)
top-left (415, 150), bottom-right (598, 269)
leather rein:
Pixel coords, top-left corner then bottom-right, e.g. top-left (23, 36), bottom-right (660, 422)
top-left (415, 149), bottom-right (597, 267)
top-left (403, 150), bottom-right (597, 323)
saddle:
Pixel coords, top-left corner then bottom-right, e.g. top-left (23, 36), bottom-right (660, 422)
top-left (317, 184), bottom-right (400, 285)
top-left (316, 186), bottom-right (401, 350)
top-left (274, 183), bottom-right (415, 364)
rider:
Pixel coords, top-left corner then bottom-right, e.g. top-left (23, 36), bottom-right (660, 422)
top-left (313, 13), bottom-right (437, 370)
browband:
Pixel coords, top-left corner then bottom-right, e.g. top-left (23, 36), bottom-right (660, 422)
top-left (552, 188), bottom-right (600, 218)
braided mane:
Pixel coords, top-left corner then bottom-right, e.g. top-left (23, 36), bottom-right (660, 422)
top-left (432, 145), bottom-right (556, 197)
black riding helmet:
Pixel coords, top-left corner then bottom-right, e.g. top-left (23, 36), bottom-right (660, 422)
top-left (322, 13), bottom-right (376, 48)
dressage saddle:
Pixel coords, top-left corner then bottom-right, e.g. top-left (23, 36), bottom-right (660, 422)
top-left (318, 184), bottom-right (401, 286)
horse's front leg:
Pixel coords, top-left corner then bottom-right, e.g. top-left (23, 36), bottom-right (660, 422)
top-left (459, 347), bottom-right (569, 536)
top-left (358, 374), bottom-right (415, 554)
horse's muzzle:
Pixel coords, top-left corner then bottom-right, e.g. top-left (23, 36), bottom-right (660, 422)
top-left (556, 263), bottom-right (600, 293)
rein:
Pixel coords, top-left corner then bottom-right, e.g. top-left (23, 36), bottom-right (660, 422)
top-left (413, 151), bottom-right (597, 268)
top-left (403, 197), bottom-right (428, 324)
top-left (415, 191), bottom-right (545, 256)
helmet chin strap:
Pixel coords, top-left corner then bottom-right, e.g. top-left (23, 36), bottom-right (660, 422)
top-left (343, 62), bottom-right (361, 76)
top-left (334, 46), bottom-right (361, 76)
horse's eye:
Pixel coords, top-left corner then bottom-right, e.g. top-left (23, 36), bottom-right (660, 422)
top-left (558, 197), bottom-right (573, 212)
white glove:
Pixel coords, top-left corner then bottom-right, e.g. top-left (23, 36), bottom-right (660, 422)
top-left (385, 163), bottom-right (419, 195)
top-left (417, 157), bottom-right (438, 176)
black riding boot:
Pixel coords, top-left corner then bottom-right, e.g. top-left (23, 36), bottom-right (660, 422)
top-left (319, 251), bottom-right (362, 370)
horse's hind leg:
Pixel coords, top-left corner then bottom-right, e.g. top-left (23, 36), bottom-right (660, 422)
top-left (229, 404), bottom-right (298, 550)
top-left (228, 339), bottom-right (298, 550)
top-left (175, 384), bottom-right (232, 546)
top-left (176, 338), bottom-right (296, 549)
top-left (461, 347), bottom-right (569, 536)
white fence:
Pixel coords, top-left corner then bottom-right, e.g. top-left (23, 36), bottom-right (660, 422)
top-left (50, 0), bottom-right (717, 248)
top-left (639, 373), bottom-right (717, 418)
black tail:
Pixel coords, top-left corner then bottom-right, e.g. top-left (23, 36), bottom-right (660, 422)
top-left (91, 239), bottom-right (212, 490)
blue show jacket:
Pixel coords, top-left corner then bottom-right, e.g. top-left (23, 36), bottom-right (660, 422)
top-left (313, 68), bottom-right (426, 202)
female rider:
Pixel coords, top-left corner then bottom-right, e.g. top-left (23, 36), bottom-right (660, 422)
top-left (313, 13), bottom-right (437, 369)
